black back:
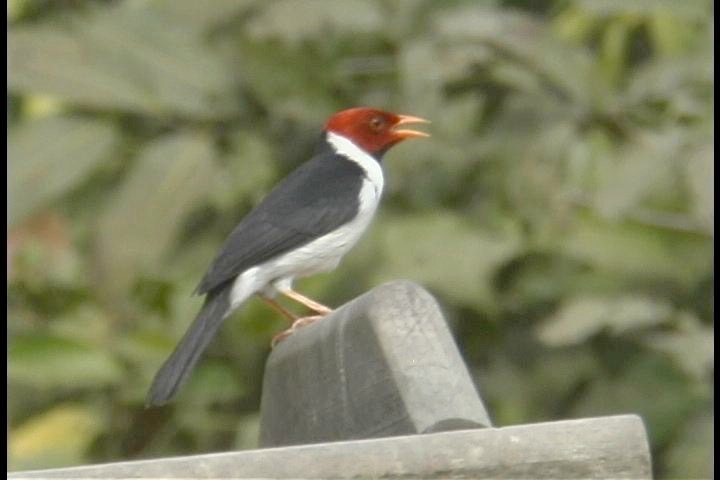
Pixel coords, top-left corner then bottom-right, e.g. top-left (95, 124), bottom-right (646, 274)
top-left (195, 144), bottom-right (368, 295)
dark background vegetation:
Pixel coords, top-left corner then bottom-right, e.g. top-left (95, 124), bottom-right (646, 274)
top-left (8, 0), bottom-right (713, 477)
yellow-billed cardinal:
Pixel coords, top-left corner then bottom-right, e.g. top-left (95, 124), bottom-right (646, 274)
top-left (146, 107), bottom-right (429, 406)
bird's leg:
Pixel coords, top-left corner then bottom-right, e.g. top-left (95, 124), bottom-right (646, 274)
top-left (257, 293), bottom-right (297, 322)
top-left (271, 315), bottom-right (325, 348)
top-left (280, 289), bottom-right (333, 315)
top-left (269, 289), bottom-right (332, 348)
top-left (261, 293), bottom-right (301, 348)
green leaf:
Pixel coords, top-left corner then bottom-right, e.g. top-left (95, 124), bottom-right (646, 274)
top-left (235, 41), bottom-right (339, 123)
top-left (397, 40), bottom-right (445, 115)
top-left (95, 132), bottom-right (217, 293)
top-left (209, 131), bottom-right (277, 211)
top-left (182, 360), bottom-right (246, 406)
top-left (149, 0), bottom-right (255, 34)
top-left (648, 11), bottom-right (695, 57)
top-left (233, 414), bottom-right (261, 451)
top-left (598, 17), bottom-right (632, 86)
top-left (663, 409), bottom-right (713, 478)
top-left (686, 144), bottom-right (713, 233)
top-left (552, 6), bottom-right (597, 42)
top-left (47, 305), bottom-right (113, 346)
top-left (494, 252), bottom-right (597, 308)
top-left (432, 5), bottom-right (598, 106)
top-left (537, 295), bottom-right (673, 347)
top-left (571, 354), bottom-right (705, 447)
top-left (561, 213), bottom-right (712, 286)
top-left (9, 334), bottom-right (124, 389)
top-left (369, 211), bottom-right (521, 309)
top-left (246, 0), bottom-right (383, 42)
top-left (433, 6), bottom-right (540, 42)
top-left (10, 404), bottom-right (102, 470)
top-left (9, 116), bottom-right (119, 224)
top-left (643, 312), bottom-right (714, 381)
top-left (481, 350), bottom-right (599, 425)
top-left (9, 4), bottom-right (239, 118)
top-left (592, 130), bottom-right (683, 220)
top-left (573, 0), bottom-right (711, 20)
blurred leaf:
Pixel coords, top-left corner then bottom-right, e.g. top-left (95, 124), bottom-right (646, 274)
top-left (95, 132), bottom-right (217, 293)
top-left (662, 409), bottom-right (714, 478)
top-left (397, 40), bottom-right (445, 115)
top-left (22, 94), bottom-right (66, 119)
top-left (6, 1), bottom-right (714, 472)
top-left (115, 327), bottom-right (179, 405)
top-left (9, 334), bottom-right (124, 389)
top-left (571, 354), bottom-right (706, 447)
top-left (10, 404), bottom-right (102, 470)
top-left (236, 41), bottom-right (338, 123)
top-left (48, 305), bottom-right (113, 346)
top-left (246, 0), bottom-right (383, 42)
top-left (643, 312), bottom-right (714, 381)
top-left (685, 144), bottom-right (714, 232)
top-left (149, 0), bottom-right (254, 33)
top-left (233, 414), bottom-right (261, 450)
top-left (482, 349), bottom-right (599, 425)
top-left (561, 214), bottom-right (712, 286)
top-left (573, 0), bottom-right (711, 20)
top-left (553, 6), bottom-right (596, 42)
top-left (210, 131), bottom-right (277, 210)
top-left (118, 329), bottom-right (175, 369)
top-left (494, 252), bottom-right (592, 308)
top-left (385, 136), bottom-right (488, 209)
top-left (9, 4), bottom-right (239, 118)
top-left (433, 5), bottom-right (542, 42)
top-left (182, 360), bottom-right (246, 406)
top-left (598, 17), bottom-right (633, 86)
top-left (433, 5), bottom-right (598, 105)
top-left (370, 212), bottom-right (521, 309)
top-left (172, 363), bottom-right (247, 444)
top-left (592, 130), bottom-right (683, 220)
top-left (8, 211), bottom-right (80, 285)
top-left (627, 55), bottom-right (712, 118)
top-left (8, 116), bottom-right (119, 224)
top-left (648, 11), bottom-right (695, 57)
top-left (537, 295), bottom-right (673, 347)
top-left (8, 0), bottom-right (27, 22)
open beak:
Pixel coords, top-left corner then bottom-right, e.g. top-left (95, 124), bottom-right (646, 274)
top-left (392, 114), bottom-right (431, 139)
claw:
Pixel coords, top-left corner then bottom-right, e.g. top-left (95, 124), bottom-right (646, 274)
top-left (270, 314), bottom-right (327, 348)
top-left (291, 315), bottom-right (324, 329)
top-left (271, 328), bottom-right (294, 348)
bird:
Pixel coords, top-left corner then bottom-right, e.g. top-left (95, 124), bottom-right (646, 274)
top-left (145, 107), bottom-right (429, 406)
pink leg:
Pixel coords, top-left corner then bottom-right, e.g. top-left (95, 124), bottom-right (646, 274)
top-left (270, 315), bottom-right (326, 348)
top-left (258, 293), bottom-right (297, 322)
top-left (280, 289), bottom-right (333, 314)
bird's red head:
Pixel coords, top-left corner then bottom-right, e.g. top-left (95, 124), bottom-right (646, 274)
top-left (325, 107), bottom-right (430, 155)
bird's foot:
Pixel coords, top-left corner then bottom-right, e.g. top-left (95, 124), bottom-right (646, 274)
top-left (310, 305), bottom-right (333, 315)
top-left (291, 314), bottom-right (324, 329)
top-left (270, 329), bottom-right (293, 348)
top-left (270, 314), bottom-right (326, 348)
top-left (281, 289), bottom-right (334, 315)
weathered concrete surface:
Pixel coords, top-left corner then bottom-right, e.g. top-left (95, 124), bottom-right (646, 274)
top-left (8, 282), bottom-right (653, 479)
top-left (8, 415), bottom-right (652, 479)
top-left (260, 280), bottom-right (492, 446)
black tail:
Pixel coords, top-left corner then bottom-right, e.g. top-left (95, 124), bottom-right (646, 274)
top-left (145, 287), bottom-right (232, 407)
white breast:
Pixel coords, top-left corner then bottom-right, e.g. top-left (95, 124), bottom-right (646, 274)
top-left (266, 132), bottom-right (384, 278)
top-left (231, 133), bottom-right (385, 303)
top-left (272, 176), bottom-right (380, 276)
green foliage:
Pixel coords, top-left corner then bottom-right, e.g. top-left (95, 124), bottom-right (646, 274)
top-left (8, 0), bottom-right (713, 478)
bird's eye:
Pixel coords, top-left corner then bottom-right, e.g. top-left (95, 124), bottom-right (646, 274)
top-left (369, 116), bottom-right (385, 132)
